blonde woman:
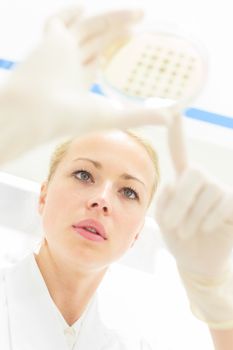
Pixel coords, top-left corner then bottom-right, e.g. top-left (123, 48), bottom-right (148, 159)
top-left (1, 124), bottom-right (233, 349)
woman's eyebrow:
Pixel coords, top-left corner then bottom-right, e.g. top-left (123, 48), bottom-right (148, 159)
top-left (73, 157), bottom-right (102, 169)
top-left (73, 157), bottom-right (146, 188)
top-left (120, 173), bottom-right (146, 188)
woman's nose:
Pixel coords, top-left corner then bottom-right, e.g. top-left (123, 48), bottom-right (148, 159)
top-left (86, 183), bottom-right (113, 215)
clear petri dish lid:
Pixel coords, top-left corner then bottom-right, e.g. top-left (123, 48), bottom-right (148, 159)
top-left (98, 21), bottom-right (208, 108)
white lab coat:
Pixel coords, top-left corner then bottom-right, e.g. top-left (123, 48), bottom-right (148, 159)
top-left (0, 253), bottom-right (153, 350)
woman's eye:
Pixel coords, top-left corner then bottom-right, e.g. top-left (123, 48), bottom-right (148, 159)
top-left (73, 170), bottom-right (93, 182)
top-left (122, 187), bottom-right (139, 200)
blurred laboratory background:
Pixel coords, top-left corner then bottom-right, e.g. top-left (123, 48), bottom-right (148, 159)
top-left (0, 1), bottom-right (232, 349)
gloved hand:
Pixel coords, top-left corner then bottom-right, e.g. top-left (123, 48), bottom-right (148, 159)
top-left (0, 6), bottom-right (173, 165)
top-left (155, 114), bottom-right (233, 329)
top-left (9, 6), bottom-right (144, 93)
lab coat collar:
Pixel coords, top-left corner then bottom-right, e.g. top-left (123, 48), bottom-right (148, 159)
top-left (4, 253), bottom-right (109, 350)
top-left (76, 294), bottom-right (110, 350)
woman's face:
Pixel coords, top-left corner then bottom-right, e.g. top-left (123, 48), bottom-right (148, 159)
top-left (39, 130), bottom-right (155, 271)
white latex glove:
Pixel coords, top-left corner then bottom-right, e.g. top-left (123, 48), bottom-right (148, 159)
top-left (0, 6), bottom-right (173, 165)
top-left (155, 114), bottom-right (233, 329)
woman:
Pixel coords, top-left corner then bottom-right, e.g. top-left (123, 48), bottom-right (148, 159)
top-left (1, 126), bottom-right (233, 350)
top-left (0, 128), bottom-right (159, 349)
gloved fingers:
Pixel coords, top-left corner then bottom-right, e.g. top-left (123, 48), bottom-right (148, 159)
top-left (75, 9), bottom-right (144, 45)
top-left (201, 192), bottom-right (233, 234)
top-left (56, 91), bottom-right (124, 131)
top-left (78, 45), bottom-right (98, 66)
top-left (154, 184), bottom-right (174, 224)
top-left (59, 92), bottom-right (173, 133)
top-left (159, 168), bottom-right (206, 231)
top-left (44, 6), bottom-right (84, 34)
top-left (109, 104), bottom-right (173, 130)
top-left (75, 59), bottom-right (100, 89)
top-left (54, 6), bottom-right (84, 27)
top-left (167, 112), bottom-right (189, 176)
top-left (77, 27), bottom-right (131, 66)
top-left (220, 222), bottom-right (233, 239)
top-left (178, 182), bottom-right (223, 239)
top-left (100, 98), bottom-right (168, 130)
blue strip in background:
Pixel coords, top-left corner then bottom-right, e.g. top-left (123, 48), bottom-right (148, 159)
top-left (1, 59), bottom-right (233, 130)
top-left (185, 108), bottom-right (233, 130)
top-left (0, 58), bottom-right (16, 70)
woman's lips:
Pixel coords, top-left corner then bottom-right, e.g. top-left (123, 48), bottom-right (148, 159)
top-left (72, 226), bottom-right (106, 242)
top-left (72, 219), bottom-right (107, 240)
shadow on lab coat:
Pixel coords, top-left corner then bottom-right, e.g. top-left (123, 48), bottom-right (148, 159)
top-left (0, 253), bottom-right (152, 350)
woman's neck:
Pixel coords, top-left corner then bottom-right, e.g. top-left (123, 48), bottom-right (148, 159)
top-left (34, 241), bottom-right (107, 325)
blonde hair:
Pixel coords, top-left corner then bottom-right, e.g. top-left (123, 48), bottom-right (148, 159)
top-left (47, 130), bottom-right (160, 205)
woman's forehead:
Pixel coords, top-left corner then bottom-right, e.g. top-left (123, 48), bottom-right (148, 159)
top-left (67, 131), bottom-right (147, 160)
top-left (71, 130), bottom-right (132, 147)
top-left (72, 132), bottom-right (151, 172)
